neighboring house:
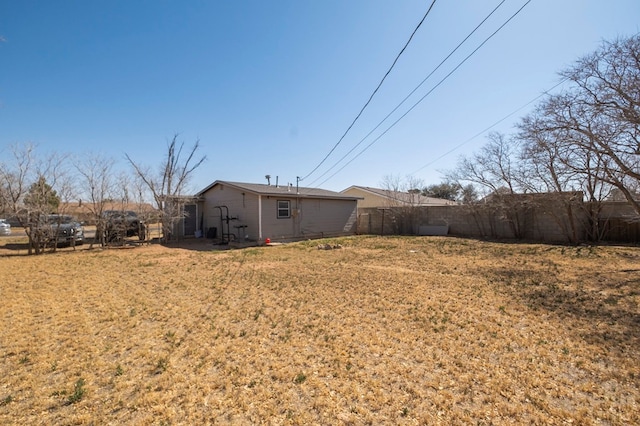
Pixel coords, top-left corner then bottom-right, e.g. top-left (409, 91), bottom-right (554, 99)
top-left (176, 181), bottom-right (361, 242)
top-left (341, 185), bottom-right (457, 208)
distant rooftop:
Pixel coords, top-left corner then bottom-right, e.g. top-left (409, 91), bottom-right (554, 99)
top-left (342, 185), bottom-right (457, 206)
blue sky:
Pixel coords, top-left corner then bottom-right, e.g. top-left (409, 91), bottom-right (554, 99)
top-left (1, 1), bottom-right (639, 194)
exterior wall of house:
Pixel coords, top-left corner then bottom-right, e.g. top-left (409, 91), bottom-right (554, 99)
top-left (201, 183), bottom-right (359, 242)
top-left (343, 187), bottom-right (456, 208)
top-left (200, 184), bottom-right (260, 241)
top-left (259, 196), bottom-right (358, 241)
top-left (341, 188), bottom-right (388, 208)
top-left (299, 198), bottom-right (358, 238)
top-left (259, 196), bottom-right (298, 240)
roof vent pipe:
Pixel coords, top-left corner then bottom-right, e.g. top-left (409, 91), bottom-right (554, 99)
top-left (276, 176), bottom-right (279, 188)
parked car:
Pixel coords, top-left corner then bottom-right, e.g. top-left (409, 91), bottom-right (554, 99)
top-left (0, 219), bottom-right (11, 236)
top-left (103, 210), bottom-right (146, 241)
top-left (41, 214), bottom-right (84, 246)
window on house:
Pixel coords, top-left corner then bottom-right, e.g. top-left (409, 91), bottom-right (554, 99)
top-left (277, 200), bottom-right (291, 219)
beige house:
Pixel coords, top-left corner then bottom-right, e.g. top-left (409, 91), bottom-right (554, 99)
top-left (341, 185), bottom-right (457, 208)
top-left (183, 181), bottom-right (360, 242)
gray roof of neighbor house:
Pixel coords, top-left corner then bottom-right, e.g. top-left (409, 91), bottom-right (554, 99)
top-left (197, 181), bottom-right (362, 201)
top-left (342, 185), bottom-right (457, 206)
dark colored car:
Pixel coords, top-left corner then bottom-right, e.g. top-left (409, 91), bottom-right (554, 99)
top-left (42, 214), bottom-right (84, 246)
top-left (103, 210), bottom-right (146, 241)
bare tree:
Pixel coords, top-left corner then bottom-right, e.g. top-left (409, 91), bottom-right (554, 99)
top-left (554, 35), bottom-right (640, 216)
top-left (29, 152), bottom-right (73, 253)
top-left (0, 143), bottom-right (34, 223)
top-left (74, 153), bottom-right (116, 248)
top-left (130, 174), bottom-right (154, 241)
top-left (0, 144), bottom-right (73, 254)
top-left (47, 163), bottom-right (77, 252)
top-left (0, 144), bottom-right (48, 253)
top-left (442, 35), bottom-right (639, 242)
top-left (126, 134), bottom-right (206, 242)
top-left (380, 174), bottom-right (426, 234)
top-left (518, 98), bottom-right (612, 242)
top-left (448, 132), bottom-right (529, 238)
top-left (512, 35), bottom-right (640, 238)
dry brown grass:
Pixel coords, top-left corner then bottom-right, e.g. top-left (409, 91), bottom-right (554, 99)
top-left (0, 235), bottom-right (638, 424)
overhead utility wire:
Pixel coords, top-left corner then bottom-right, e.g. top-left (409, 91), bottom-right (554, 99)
top-left (312, 0), bottom-right (532, 188)
top-left (309, 0), bottom-right (529, 188)
top-left (409, 77), bottom-right (570, 175)
top-left (411, 30), bottom-right (640, 177)
top-left (304, 0), bottom-right (508, 187)
top-left (299, 0), bottom-right (438, 182)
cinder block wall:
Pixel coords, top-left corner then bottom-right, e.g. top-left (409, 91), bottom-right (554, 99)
top-left (357, 202), bottom-right (638, 243)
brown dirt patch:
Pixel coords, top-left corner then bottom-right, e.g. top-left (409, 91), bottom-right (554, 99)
top-left (0, 236), bottom-right (638, 424)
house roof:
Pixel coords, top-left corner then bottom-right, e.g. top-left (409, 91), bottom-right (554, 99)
top-left (342, 185), bottom-right (457, 206)
top-left (197, 181), bottom-right (361, 201)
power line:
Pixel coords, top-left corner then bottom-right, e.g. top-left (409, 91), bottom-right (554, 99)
top-left (300, 0), bottom-right (438, 182)
top-left (304, 0), bottom-right (509, 187)
top-left (310, 0), bottom-right (532, 189)
top-left (409, 77), bottom-right (570, 176)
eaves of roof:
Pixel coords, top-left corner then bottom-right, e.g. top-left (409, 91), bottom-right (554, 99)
top-left (197, 181), bottom-right (361, 201)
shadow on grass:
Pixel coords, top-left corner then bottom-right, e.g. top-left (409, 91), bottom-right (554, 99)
top-left (2, 242), bottom-right (30, 251)
top-left (0, 241), bottom-right (90, 256)
top-left (0, 237), bottom-right (237, 255)
top-left (525, 287), bottom-right (640, 353)
top-left (489, 266), bottom-right (640, 353)
top-left (161, 238), bottom-right (260, 252)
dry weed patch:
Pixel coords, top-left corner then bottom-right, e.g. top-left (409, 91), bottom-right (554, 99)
top-left (0, 236), bottom-right (638, 424)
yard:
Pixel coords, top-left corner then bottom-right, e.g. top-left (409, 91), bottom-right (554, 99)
top-left (0, 235), bottom-right (638, 424)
